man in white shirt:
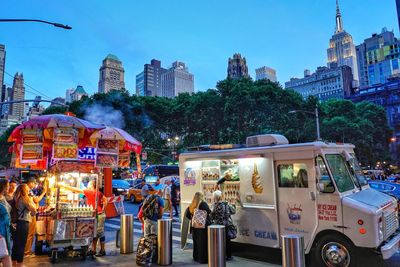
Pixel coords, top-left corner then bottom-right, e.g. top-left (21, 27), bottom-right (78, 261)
top-left (162, 180), bottom-right (172, 219)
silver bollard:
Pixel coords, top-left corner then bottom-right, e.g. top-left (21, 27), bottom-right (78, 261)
top-left (120, 214), bottom-right (134, 254)
top-left (281, 234), bottom-right (305, 267)
top-left (158, 218), bottom-right (172, 265)
top-left (208, 225), bottom-right (226, 267)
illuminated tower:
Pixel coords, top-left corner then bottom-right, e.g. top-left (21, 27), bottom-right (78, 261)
top-left (327, 0), bottom-right (359, 86)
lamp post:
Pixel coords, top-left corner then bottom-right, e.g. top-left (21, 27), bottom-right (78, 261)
top-left (167, 136), bottom-right (180, 161)
top-left (0, 19), bottom-right (72, 29)
top-left (289, 104), bottom-right (321, 141)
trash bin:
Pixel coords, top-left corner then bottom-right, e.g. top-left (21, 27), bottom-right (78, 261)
top-left (208, 225), bottom-right (226, 267)
top-left (158, 218), bottom-right (172, 265)
top-left (116, 214), bottom-right (134, 254)
top-left (281, 234), bottom-right (305, 267)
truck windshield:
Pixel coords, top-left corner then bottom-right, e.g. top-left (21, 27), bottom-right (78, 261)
top-left (325, 154), bottom-right (355, 192)
top-left (348, 154), bottom-right (368, 187)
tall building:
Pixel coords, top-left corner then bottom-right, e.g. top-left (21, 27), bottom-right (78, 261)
top-left (397, 0), bottom-right (400, 32)
top-left (356, 28), bottom-right (400, 88)
top-left (255, 66), bottom-right (277, 82)
top-left (0, 45), bottom-right (5, 102)
top-left (65, 88), bottom-right (75, 103)
top-left (227, 53), bottom-right (249, 79)
top-left (135, 59), bottom-right (166, 96)
top-left (10, 73), bottom-right (25, 119)
top-left (50, 97), bottom-right (66, 108)
top-left (65, 85), bottom-right (88, 103)
top-left (285, 65), bottom-right (353, 101)
top-left (1, 87), bottom-right (12, 116)
top-left (98, 54), bottom-right (125, 94)
top-left (327, 0), bottom-right (359, 86)
top-left (161, 61), bottom-right (194, 98)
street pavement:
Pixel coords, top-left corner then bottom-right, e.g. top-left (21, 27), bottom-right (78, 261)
top-left (24, 201), bottom-right (400, 266)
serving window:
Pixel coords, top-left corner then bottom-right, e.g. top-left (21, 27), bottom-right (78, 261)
top-left (278, 163), bottom-right (309, 188)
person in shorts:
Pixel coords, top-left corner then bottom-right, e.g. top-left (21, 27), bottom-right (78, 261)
top-left (162, 180), bottom-right (173, 219)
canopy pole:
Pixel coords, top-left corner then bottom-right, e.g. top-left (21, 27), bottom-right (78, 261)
top-left (104, 167), bottom-right (118, 218)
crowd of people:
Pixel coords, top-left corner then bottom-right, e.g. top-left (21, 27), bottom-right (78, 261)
top-left (0, 177), bottom-right (45, 267)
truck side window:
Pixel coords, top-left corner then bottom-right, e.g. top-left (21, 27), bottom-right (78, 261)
top-left (278, 164), bottom-right (308, 188)
top-left (316, 156), bottom-right (335, 193)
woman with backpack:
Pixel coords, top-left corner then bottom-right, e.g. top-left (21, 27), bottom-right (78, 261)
top-left (211, 190), bottom-right (236, 261)
top-left (0, 179), bottom-right (12, 267)
top-left (185, 192), bottom-right (211, 264)
top-left (11, 184), bottom-right (36, 267)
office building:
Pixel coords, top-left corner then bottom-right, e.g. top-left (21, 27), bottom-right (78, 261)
top-left (135, 59), bottom-right (166, 96)
top-left (397, 0), bottom-right (400, 32)
top-left (285, 65), bottom-right (353, 101)
top-left (255, 66), bottom-right (277, 82)
top-left (349, 77), bottom-right (400, 160)
top-left (98, 54), bottom-right (125, 93)
top-left (10, 73), bottom-right (25, 119)
top-left (50, 97), bottom-right (66, 108)
top-left (327, 0), bottom-right (359, 86)
top-left (65, 88), bottom-right (75, 103)
top-left (227, 53), bottom-right (249, 79)
top-left (0, 45), bottom-right (5, 102)
top-left (0, 114), bottom-right (19, 135)
top-left (161, 61), bottom-right (194, 98)
top-left (65, 85), bottom-right (88, 103)
top-left (356, 28), bottom-right (400, 89)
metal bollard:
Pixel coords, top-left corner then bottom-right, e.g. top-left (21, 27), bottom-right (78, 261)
top-left (158, 218), bottom-right (173, 265)
top-left (208, 225), bottom-right (226, 267)
top-left (281, 234), bottom-right (305, 267)
top-left (119, 214), bottom-right (134, 254)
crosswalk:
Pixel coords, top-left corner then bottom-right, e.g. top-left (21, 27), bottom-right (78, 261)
top-left (105, 216), bottom-right (192, 247)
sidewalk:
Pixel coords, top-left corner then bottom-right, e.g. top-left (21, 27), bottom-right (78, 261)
top-left (24, 234), bottom-right (280, 267)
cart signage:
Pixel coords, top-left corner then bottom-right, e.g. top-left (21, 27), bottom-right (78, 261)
top-left (78, 147), bottom-right (96, 161)
top-left (95, 139), bottom-right (119, 168)
top-left (118, 152), bottom-right (131, 168)
top-left (52, 128), bottom-right (79, 160)
top-left (21, 129), bottom-right (43, 163)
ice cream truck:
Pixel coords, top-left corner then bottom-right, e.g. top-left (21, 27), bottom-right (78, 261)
top-left (179, 134), bottom-right (400, 267)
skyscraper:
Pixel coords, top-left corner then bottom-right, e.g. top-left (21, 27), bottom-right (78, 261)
top-left (98, 54), bottom-right (125, 94)
top-left (227, 53), bottom-right (249, 79)
top-left (135, 59), bottom-right (166, 96)
top-left (327, 0), bottom-right (359, 86)
top-left (161, 61), bottom-right (194, 98)
top-left (10, 73), bottom-right (25, 119)
top-left (255, 66), bottom-right (277, 82)
top-left (356, 28), bottom-right (400, 88)
top-left (397, 0), bottom-right (400, 32)
top-left (0, 45), bottom-right (6, 103)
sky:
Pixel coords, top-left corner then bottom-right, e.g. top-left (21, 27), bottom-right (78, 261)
top-left (0, 0), bottom-right (398, 101)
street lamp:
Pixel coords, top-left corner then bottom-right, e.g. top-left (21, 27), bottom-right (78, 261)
top-left (0, 19), bottom-right (72, 29)
top-left (289, 104), bottom-right (321, 141)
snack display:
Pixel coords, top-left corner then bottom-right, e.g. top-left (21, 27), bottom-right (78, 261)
top-left (75, 218), bottom-right (95, 238)
top-left (21, 144), bottom-right (43, 161)
top-left (118, 152), bottom-right (130, 168)
top-left (202, 183), bottom-right (217, 204)
top-left (53, 144), bottom-right (78, 160)
top-left (252, 163), bottom-right (263, 194)
top-left (22, 129), bottom-right (43, 143)
top-left (96, 153), bottom-right (118, 167)
top-left (97, 139), bottom-right (119, 153)
top-left (202, 168), bottom-right (220, 180)
top-left (222, 183), bottom-right (240, 205)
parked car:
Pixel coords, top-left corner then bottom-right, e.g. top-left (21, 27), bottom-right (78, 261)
top-left (368, 180), bottom-right (400, 201)
top-left (125, 178), bottom-right (135, 187)
top-left (127, 182), bottom-right (158, 203)
top-left (112, 179), bottom-right (131, 197)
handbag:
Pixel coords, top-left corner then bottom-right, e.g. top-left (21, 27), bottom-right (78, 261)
top-left (227, 223), bottom-right (237, 239)
top-left (191, 208), bottom-right (207, 229)
top-left (0, 235), bottom-right (8, 258)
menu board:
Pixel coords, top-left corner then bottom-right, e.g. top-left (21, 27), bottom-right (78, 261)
top-left (95, 139), bottom-right (119, 168)
top-left (52, 128), bottom-right (79, 160)
top-left (118, 152), bottom-right (131, 168)
top-left (21, 129), bottom-right (43, 163)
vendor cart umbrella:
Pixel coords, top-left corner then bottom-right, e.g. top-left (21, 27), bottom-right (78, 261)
top-left (89, 126), bottom-right (142, 154)
top-left (8, 114), bottom-right (105, 143)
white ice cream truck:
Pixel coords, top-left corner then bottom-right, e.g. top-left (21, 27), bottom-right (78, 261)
top-left (179, 134), bottom-right (400, 267)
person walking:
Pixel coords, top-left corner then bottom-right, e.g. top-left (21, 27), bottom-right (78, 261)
top-left (5, 179), bottom-right (17, 202)
top-left (142, 193), bottom-right (164, 237)
top-left (162, 180), bottom-right (173, 219)
top-left (171, 179), bottom-right (180, 217)
top-left (24, 177), bottom-right (46, 257)
top-left (11, 184), bottom-right (37, 267)
top-left (211, 190), bottom-right (236, 261)
top-left (0, 179), bottom-right (12, 267)
top-left (185, 192), bottom-right (211, 264)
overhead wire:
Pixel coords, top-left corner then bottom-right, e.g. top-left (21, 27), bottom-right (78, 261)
top-left (4, 71), bottom-right (52, 100)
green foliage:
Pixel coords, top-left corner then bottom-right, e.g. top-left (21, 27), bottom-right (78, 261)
top-left (0, 124), bottom-right (19, 169)
top-left (42, 106), bottom-right (67, 115)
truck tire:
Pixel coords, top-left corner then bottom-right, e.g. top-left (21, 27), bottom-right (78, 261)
top-left (314, 234), bottom-right (357, 267)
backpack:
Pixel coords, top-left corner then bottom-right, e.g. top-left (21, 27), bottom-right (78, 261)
top-left (212, 201), bottom-right (230, 226)
top-left (136, 236), bottom-right (154, 266)
top-left (142, 195), bottom-right (159, 220)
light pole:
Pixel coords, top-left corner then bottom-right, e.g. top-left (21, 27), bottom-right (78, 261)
top-left (289, 104), bottom-right (321, 141)
top-left (0, 19), bottom-right (72, 29)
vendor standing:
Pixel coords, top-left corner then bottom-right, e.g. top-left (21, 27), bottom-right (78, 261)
top-left (60, 180), bottom-right (108, 257)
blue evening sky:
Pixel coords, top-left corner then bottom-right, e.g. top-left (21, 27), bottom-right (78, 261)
top-left (0, 0), bottom-right (398, 101)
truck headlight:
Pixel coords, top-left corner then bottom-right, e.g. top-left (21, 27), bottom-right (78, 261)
top-left (378, 216), bottom-right (384, 241)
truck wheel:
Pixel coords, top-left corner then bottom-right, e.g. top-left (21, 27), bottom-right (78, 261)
top-left (314, 234), bottom-right (357, 267)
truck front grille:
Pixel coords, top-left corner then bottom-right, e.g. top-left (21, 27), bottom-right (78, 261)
top-left (384, 210), bottom-right (398, 240)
